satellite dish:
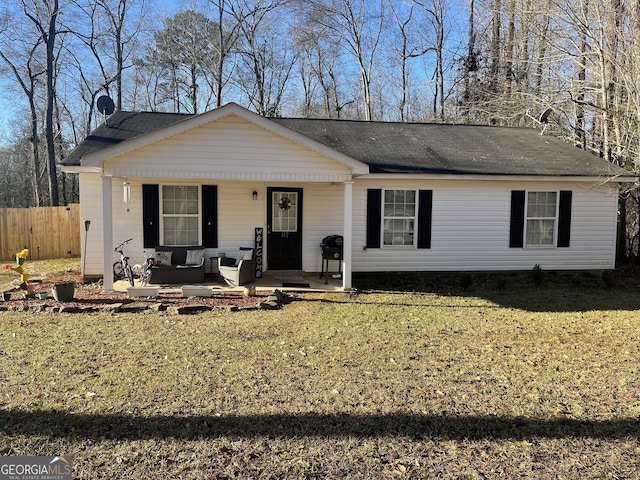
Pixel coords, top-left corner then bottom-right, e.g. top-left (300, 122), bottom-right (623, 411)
top-left (97, 95), bottom-right (115, 116)
top-left (539, 107), bottom-right (553, 124)
top-left (525, 107), bottom-right (554, 135)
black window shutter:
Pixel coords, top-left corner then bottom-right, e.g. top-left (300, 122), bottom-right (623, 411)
top-left (417, 190), bottom-right (433, 249)
top-left (509, 190), bottom-right (526, 248)
top-left (557, 190), bottom-right (572, 247)
top-left (202, 185), bottom-right (218, 248)
top-left (366, 189), bottom-right (382, 248)
top-left (142, 184), bottom-right (159, 248)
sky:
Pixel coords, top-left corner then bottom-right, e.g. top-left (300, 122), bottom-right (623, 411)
top-left (0, 0), bottom-right (469, 148)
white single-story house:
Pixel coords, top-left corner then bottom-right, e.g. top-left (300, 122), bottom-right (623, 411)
top-left (61, 102), bottom-right (634, 291)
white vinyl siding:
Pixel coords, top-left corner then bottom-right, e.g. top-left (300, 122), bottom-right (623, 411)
top-left (103, 115), bottom-right (354, 182)
top-left (302, 183), bottom-right (345, 273)
top-left (353, 179), bottom-right (619, 272)
top-left (81, 174), bottom-right (619, 277)
top-left (79, 173), bottom-right (106, 277)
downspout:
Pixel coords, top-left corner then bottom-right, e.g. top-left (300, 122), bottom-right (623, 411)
top-left (342, 181), bottom-right (353, 290)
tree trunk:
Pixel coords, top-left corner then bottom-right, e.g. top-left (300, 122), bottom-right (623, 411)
top-left (45, 0), bottom-right (60, 206)
top-left (28, 94), bottom-right (42, 206)
top-left (576, 2), bottom-right (587, 151)
top-left (617, 189), bottom-right (628, 261)
top-left (462, 0), bottom-right (475, 120)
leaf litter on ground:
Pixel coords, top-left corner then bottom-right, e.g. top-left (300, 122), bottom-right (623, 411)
top-left (2, 265), bottom-right (640, 477)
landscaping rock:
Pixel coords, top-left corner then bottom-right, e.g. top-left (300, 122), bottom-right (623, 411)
top-left (168, 305), bottom-right (212, 315)
top-left (58, 305), bottom-right (80, 313)
top-left (119, 302), bottom-right (149, 313)
top-left (259, 301), bottom-right (280, 310)
top-left (100, 303), bottom-right (124, 313)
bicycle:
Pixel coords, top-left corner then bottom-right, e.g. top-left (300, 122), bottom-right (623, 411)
top-left (132, 253), bottom-right (156, 286)
top-left (113, 238), bottom-right (135, 287)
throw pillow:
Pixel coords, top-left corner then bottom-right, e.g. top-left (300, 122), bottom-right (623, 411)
top-left (155, 251), bottom-right (173, 266)
top-left (233, 249), bottom-right (253, 266)
top-left (219, 256), bottom-right (236, 267)
top-left (185, 249), bottom-right (205, 266)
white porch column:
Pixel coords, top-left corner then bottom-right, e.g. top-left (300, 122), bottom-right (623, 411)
top-left (102, 175), bottom-right (114, 292)
top-left (342, 181), bottom-right (353, 290)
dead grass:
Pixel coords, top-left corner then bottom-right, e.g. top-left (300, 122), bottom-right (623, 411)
top-left (2, 268), bottom-right (640, 478)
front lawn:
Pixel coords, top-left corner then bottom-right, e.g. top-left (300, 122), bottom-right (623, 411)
top-left (1, 271), bottom-right (640, 477)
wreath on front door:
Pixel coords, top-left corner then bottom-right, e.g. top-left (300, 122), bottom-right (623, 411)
top-left (278, 197), bottom-right (292, 210)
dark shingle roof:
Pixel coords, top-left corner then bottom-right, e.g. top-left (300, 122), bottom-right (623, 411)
top-left (272, 118), bottom-right (625, 177)
top-left (62, 111), bottom-right (192, 166)
top-left (62, 109), bottom-right (629, 179)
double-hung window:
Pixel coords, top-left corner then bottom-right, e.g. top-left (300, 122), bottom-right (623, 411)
top-left (510, 189), bottom-right (571, 248)
top-left (367, 188), bottom-right (432, 249)
top-left (525, 191), bottom-right (557, 246)
top-left (161, 185), bottom-right (200, 245)
top-left (383, 189), bottom-right (417, 246)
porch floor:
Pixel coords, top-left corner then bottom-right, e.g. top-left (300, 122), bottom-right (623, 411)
top-left (112, 270), bottom-right (345, 293)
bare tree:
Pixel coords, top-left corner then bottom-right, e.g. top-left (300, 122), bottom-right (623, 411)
top-left (0, 5), bottom-right (45, 205)
top-left (415, 0), bottom-right (450, 120)
top-left (292, 3), bottom-right (355, 118)
top-left (1, 0), bottom-right (67, 206)
top-left (307, 0), bottom-right (386, 121)
top-left (72, 0), bottom-right (147, 119)
top-left (231, 0), bottom-right (295, 116)
top-left (206, 0), bottom-right (242, 108)
top-left (389, 0), bottom-right (433, 121)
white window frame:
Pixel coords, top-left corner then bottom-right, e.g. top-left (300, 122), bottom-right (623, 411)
top-left (524, 190), bottom-right (558, 247)
top-left (382, 188), bottom-right (417, 247)
top-left (160, 184), bottom-right (201, 246)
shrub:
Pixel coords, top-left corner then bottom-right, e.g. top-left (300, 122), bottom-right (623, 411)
top-left (494, 276), bottom-right (508, 290)
top-left (602, 270), bottom-right (616, 288)
top-left (532, 264), bottom-right (543, 286)
top-left (460, 273), bottom-right (473, 291)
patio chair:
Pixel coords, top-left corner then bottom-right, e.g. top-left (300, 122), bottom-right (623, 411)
top-left (218, 247), bottom-right (256, 286)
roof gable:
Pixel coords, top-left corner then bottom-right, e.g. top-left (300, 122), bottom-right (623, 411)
top-left (102, 113), bottom-right (361, 182)
top-left (62, 103), bottom-right (368, 176)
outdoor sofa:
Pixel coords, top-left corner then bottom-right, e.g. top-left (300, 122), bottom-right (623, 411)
top-left (149, 246), bottom-right (206, 284)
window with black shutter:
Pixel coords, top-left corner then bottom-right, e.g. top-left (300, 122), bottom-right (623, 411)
top-left (142, 184), bottom-right (217, 247)
top-left (510, 189), bottom-right (572, 248)
top-left (366, 188), bottom-right (432, 248)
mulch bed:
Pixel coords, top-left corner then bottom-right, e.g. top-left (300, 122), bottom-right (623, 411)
top-left (0, 268), bottom-right (276, 312)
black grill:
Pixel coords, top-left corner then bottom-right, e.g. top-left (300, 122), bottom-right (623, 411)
top-left (321, 235), bottom-right (343, 260)
top-left (320, 235), bottom-right (343, 283)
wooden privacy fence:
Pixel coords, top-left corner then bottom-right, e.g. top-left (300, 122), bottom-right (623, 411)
top-left (0, 204), bottom-right (80, 261)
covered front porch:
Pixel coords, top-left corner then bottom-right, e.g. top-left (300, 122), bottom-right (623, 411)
top-left (65, 104), bottom-right (370, 292)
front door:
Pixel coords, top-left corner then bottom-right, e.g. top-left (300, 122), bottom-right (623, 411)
top-left (267, 187), bottom-right (303, 270)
